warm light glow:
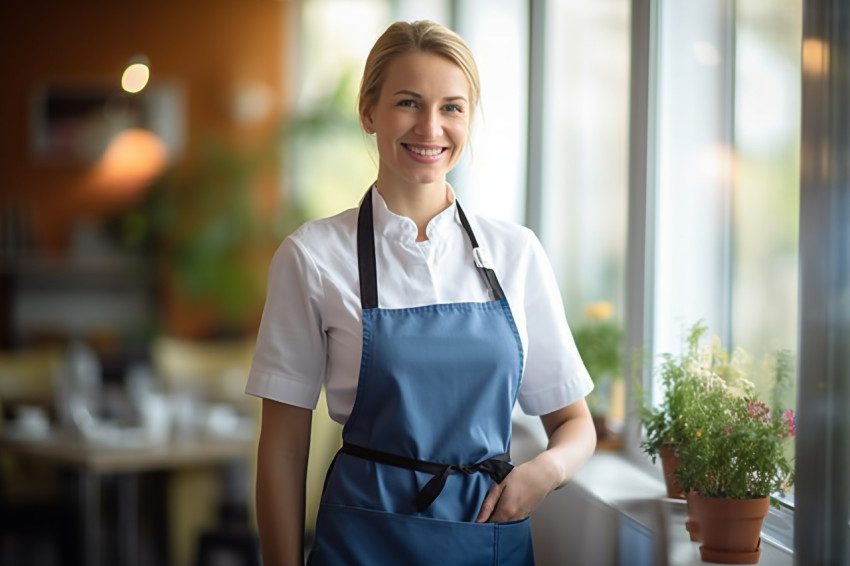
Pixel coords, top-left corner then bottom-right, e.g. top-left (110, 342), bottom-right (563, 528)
top-left (122, 62), bottom-right (150, 93)
top-left (802, 38), bottom-right (828, 76)
top-left (90, 128), bottom-right (168, 201)
top-left (693, 41), bottom-right (721, 67)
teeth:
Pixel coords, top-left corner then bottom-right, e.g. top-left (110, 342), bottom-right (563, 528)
top-left (406, 144), bottom-right (443, 156)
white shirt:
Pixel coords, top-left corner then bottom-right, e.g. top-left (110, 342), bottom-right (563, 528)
top-left (246, 188), bottom-right (593, 424)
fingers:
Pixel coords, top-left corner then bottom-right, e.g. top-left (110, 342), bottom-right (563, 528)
top-left (485, 490), bottom-right (532, 524)
top-left (475, 483), bottom-right (503, 523)
top-left (475, 481), bottom-right (532, 524)
top-left (475, 462), bottom-right (552, 523)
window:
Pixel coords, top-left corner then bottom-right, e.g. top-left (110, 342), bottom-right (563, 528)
top-left (451, 0), bottom-right (528, 223)
top-left (535, 0), bottom-right (631, 429)
top-left (630, 0), bottom-right (802, 550)
top-left (649, 0), bottom-right (801, 444)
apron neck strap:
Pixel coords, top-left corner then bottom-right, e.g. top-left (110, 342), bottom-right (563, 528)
top-left (357, 187), bottom-right (379, 309)
top-left (357, 186), bottom-right (507, 310)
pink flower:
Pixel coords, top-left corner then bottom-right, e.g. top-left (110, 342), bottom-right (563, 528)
top-left (747, 401), bottom-right (770, 423)
top-left (785, 410), bottom-right (797, 437)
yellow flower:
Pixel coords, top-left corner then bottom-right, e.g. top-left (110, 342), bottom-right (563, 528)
top-left (584, 301), bottom-right (614, 321)
top-left (695, 430), bottom-right (702, 438)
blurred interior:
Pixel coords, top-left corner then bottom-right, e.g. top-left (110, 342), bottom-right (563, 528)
top-left (0, 2), bottom-right (309, 565)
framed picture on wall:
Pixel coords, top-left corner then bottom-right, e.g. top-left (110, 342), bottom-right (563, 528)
top-left (28, 81), bottom-right (184, 165)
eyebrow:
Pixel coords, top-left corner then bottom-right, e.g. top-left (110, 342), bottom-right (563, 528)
top-left (393, 89), bottom-right (468, 103)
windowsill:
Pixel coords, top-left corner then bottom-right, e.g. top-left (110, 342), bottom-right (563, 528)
top-left (574, 452), bottom-right (791, 565)
top-left (512, 413), bottom-right (793, 565)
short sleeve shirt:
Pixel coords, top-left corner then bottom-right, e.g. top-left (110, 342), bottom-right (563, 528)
top-left (245, 188), bottom-right (593, 424)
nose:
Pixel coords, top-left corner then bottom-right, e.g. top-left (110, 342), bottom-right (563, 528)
top-left (414, 107), bottom-right (442, 138)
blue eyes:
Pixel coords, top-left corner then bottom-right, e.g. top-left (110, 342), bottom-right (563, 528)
top-left (396, 99), bottom-right (464, 113)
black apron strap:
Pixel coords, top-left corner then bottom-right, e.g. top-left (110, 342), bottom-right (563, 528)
top-left (357, 187), bottom-right (379, 309)
top-left (340, 442), bottom-right (514, 512)
top-left (356, 186), bottom-right (508, 309)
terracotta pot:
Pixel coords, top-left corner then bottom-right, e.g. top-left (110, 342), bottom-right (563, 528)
top-left (685, 491), bottom-right (701, 542)
top-left (659, 444), bottom-right (685, 499)
top-left (690, 493), bottom-right (770, 564)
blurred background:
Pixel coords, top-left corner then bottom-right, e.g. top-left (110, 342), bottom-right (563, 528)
top-left (0, 0), bottom-right (812, 565)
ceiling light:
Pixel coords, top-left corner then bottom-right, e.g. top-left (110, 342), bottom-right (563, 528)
top-left (122, 56), bottom-right (150, 93)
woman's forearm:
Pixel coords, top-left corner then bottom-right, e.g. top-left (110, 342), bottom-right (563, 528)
top-left (256, 399), bottom-right (313, 566)
top-left (537, 401), bottom-right (597, 490)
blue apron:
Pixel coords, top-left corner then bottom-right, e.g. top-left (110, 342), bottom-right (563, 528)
top-left (309, 188), bottom-right (535, 565)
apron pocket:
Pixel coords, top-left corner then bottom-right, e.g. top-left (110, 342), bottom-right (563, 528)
top-left (310, 503), bottom-right (535, 566)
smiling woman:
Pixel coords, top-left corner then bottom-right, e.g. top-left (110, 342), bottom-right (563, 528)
top-left (247, 19), bottom-right (597, 566)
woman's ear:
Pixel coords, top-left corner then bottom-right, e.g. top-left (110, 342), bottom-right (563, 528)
top-left (362, 117), bottom-right (375, 135)
top-left (360, 106), bottom-right (375, 134)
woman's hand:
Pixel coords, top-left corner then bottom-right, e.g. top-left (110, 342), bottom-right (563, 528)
top-left (475, 399), bottom-right (596, 523)
top-left (474, 453), bottom-right (560, 523)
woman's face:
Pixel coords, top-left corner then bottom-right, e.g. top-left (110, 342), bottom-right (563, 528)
top-left (363, 51), bottom-right (471, 189)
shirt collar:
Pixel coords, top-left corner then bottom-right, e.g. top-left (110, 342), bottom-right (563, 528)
top-left (371, 184), bottom-right (459, 244)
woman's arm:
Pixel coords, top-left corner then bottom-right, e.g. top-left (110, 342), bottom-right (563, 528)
top-left (475, 398), bottom-right (597, 523)
top-left (256, 398), bottom-right (313, 566)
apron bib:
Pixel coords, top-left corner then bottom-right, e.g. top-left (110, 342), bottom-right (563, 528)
top-left (309, 188), bottom-right (535, 566)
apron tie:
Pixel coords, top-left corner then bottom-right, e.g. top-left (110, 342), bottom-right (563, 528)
top-left (340, 442), bottom-right (514, 512)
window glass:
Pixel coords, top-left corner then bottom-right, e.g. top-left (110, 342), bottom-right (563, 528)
top-left (538, 1), bottom-right (631, 427)
top-left (291, 0), bottom-right (389, 219)
top-left (731, 0), bottom-right (801, 406)
top-left (653, 0), bottom-right (733, 371)
top-left (452, 0), bottom-right (529, 223)
top-left (650, 0), bottom-right (801, 464)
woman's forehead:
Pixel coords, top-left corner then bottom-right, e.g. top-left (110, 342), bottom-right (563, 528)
top-left (380, 52), bottom-right (470, 97)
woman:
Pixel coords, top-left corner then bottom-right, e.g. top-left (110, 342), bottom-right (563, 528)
top-left (247, 20), bottom-right (597, 566)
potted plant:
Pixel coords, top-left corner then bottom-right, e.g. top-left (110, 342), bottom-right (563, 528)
top-left (674, 349), bottom-right (796, 564)
top-left (638, 321), bottom-right (733, 499)
top-left (571, 301), bottom-right (623, 439)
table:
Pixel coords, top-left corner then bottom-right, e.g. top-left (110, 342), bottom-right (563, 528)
top-left (0, 430), bottom-right (254, 566)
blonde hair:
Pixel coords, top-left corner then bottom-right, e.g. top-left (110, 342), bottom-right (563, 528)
top-left (358, 20), bottom-right (481, 124)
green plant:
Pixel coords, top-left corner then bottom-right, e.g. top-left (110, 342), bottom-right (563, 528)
top-left (674, 377), bottom-right (795, 505)
top-left (639, 321), bottom-right (796, 506)
top-left (638, 321), bottom-right (753, 459)
top-left (639, 321), bottom-right (709, 461)
top-left (573, 320), bottom-right (623, 381)
top-left (571, 302), bottom-right (623, 417)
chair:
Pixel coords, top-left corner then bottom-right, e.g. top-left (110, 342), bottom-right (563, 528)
top-left (151, 335), bottom-right (257, 566)
top-left (150, 335), bottom-right (255, 410)
top-left (0, 345), bottom-right (60, 423)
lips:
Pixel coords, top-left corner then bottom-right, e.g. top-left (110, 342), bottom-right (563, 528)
top-left (402, 143), bottom-right (447, 161)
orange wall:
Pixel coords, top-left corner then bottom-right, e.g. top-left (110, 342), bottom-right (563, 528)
top-left (0, 0), bottom-right (291, 251)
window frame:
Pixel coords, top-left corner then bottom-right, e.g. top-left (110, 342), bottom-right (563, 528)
top-left (794, 0), bottom-right (850, 562)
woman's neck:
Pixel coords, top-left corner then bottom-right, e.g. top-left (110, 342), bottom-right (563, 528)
top-left (376, 180), bottom-right (452, 242)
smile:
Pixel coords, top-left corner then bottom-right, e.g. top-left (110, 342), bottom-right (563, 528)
top-left (402, 143), bottom-right (447, 160)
